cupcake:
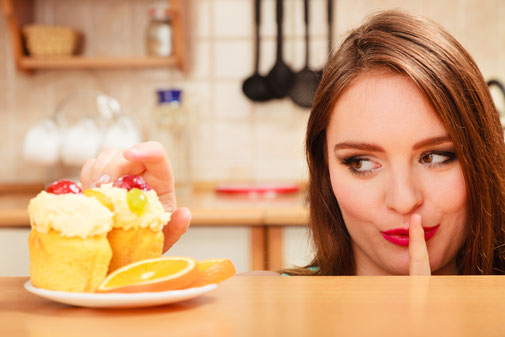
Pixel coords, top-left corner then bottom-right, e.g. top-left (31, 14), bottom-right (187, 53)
top-left (28, 180), bottom-right (114, 292)
top-left (97, 175), bottom-right (171, 273)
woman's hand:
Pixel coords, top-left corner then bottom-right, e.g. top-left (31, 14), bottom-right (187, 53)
top-left (409, 214), bottom-right (431, 275)
top-left (79, 141), bottom-right (191, 253)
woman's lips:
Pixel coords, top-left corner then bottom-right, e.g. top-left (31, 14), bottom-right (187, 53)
top-left (381, 225), bottom-right (440, 246)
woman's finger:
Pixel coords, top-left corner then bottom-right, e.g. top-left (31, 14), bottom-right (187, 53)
top-left (80, 158), bottom-right (96, 189)
top-left (162, 207), bottom-right (191, 253)
top-left (409, 213), bottom-right (431, 275)
top-left (79, 141), bottom-right (177, 212)
top-left (123, 141), bottom-right (172, 178)
top-left (100, 150), bottom-right (144, 183)
top-left (123, 141), bottom-right (174, 196)
top-left (88, 147), bottom-right (120, 186)
top-left (122, 142), bottom-right (177, 211)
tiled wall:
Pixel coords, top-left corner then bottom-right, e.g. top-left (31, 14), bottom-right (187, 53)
top-left (1, 0), bottom-right (505, 185)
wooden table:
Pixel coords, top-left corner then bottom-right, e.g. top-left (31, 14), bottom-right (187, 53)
top-left (2, 276), bottom-right (505, 336)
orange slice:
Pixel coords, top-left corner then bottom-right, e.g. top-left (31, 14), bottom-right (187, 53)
top-left (190, 258), bottom-right (236, 287)
top-left (97, 256), bottom-right (200, 293)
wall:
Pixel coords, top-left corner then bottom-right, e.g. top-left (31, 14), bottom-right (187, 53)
top-left (1, 0), bottom-right (505, 185)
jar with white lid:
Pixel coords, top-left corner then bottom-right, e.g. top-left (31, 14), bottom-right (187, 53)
top-left (145, 5), bottom-right (172, 57)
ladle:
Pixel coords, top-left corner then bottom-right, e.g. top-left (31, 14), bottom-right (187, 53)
top-left (487, 79), bottom-right (505, 128)
top-left (242, 0), bottom-right (271, 102)
top-left (266, 0), bottom-right (294, 99)
top-left (289, 0), bottom-right (319, 108)
top-left (316, 0), bottom-right (334, 80)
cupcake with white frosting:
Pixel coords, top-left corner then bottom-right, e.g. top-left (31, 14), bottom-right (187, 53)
top-left (97, 175), bottom-right (171, 272)
top-left (28, 180), bottom-right (114, 292)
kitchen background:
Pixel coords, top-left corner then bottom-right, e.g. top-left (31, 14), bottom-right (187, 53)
top-left (1, 0), bottom-right (505, 275)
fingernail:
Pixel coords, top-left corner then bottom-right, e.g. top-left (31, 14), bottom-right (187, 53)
top-left (129, 147), bottom-right (141, 155)
top-left (93, 174), bottom-right (110, 187)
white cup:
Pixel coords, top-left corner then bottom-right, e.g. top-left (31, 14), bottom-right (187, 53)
top-left (22, 119), bottom-right (60, 166)
top-left (102, 116), bottom-right (141, 150)
top-left (60, 118), bottom-right (102, 166)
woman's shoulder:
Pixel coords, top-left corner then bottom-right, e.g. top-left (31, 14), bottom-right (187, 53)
top-left (281, 266), bottom-right (320, 276)
top-left (235, 266), bottom-right (320, 277)
top-left (237, 270), bottom-right (281, 276)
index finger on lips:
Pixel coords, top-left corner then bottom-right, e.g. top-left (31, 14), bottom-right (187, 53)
top-left (409, 213), bottom-right (431, 276)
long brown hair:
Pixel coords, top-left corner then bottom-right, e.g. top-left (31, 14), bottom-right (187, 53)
top-left (284, 9), bottom-right (505, 275)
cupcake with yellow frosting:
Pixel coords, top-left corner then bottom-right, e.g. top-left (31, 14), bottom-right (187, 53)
top-left (98, 175), bottom-right (171, 273)
top-left (28, 180), bottom-right (114, 292)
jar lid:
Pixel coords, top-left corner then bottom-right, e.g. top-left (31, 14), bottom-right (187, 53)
top-left (157, 89), bottom-right (182, 104)
top-left (149, 6), bottom-right (171, 20)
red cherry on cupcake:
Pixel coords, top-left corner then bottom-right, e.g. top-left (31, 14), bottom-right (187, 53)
top-left (113, 175), bottom-right (152, 191)
top-left (46, 180), bottom-right (83, 195)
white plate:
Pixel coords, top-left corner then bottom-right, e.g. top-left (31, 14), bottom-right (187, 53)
top-left (24, 280), bottom-right (218, 308)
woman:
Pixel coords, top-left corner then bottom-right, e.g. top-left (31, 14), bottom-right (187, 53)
top-left (299, 9), bottom-right (505, 276)
top-left (81, 10), bottom-right (505, 276)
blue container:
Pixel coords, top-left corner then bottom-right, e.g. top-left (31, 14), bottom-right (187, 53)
top-left (156, 89), bottom-right (182, 104)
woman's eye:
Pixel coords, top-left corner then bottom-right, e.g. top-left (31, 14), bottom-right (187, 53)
top-left (341, 157), bottom-right (380, 176)
top-left (419, 151), bottom-right (456, 166)
top-left (350, 159), bottom-right (373, 170)
top-left (420, 154), bottom-right (436, 164)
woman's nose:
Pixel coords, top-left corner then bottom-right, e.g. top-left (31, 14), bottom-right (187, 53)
top-left (384, 170), bottom-right (424, 215)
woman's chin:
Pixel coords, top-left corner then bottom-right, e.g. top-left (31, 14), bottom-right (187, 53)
top-left (382, 253), bottom-right (447, 275)
top-left (381, 253), bottom-right (411, 275)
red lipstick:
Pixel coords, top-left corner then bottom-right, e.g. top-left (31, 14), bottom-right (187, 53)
top-left (381, 225), bottom-right (439, 246)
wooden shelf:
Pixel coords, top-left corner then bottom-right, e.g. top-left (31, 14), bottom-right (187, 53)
top-left (1, 0), bottom-right (189, 73)
top-left (19, 55), bottom-right (177, 70)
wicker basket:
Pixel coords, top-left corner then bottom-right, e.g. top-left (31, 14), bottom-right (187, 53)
top-left (22, 24), bottom-right (78, 58)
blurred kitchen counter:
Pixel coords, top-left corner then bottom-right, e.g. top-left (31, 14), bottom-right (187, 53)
top-left (0, 184), bottom-right (309, 228)
top-left (0, 183), bottom-right (309, 271)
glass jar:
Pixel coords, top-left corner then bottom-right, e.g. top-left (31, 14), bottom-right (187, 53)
top-left (145, 6), bottom-right (172, 57)
top-left (151, 89), bottom-right (192, 194)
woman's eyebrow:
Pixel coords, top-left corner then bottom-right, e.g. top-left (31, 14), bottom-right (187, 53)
top-left (333, 135), bottom-right (452, 153)
top-left (333, 142), bottom-right (384, 152)
top-left (412, 135), bottom-right (451, 150)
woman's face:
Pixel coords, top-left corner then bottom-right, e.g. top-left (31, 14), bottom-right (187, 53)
top-left (326, 72), bottom-right (468, 275)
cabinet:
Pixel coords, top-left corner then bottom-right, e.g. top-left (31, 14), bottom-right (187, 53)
top-left (0, 227), bottom-right (252, 276)
top-left (1, 0), bottom-right (189, 72)
top-left (0, 226), bottom-right (313, 276)
top-left (0, 228), bottom-right (30, 276)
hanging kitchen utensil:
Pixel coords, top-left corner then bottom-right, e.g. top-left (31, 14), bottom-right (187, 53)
top-left (327, 0), bottom-right (333, 60)
top-left (487, 79), bottom-right (505, 129)
top-left (316, 0), bottom-right (334, 80)
top-left (242, 0), bottom-right (271, 102)
top-left (266, 0), bottom-right (294, 99)
top-left (288, 0), bottom-right (319, 108)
